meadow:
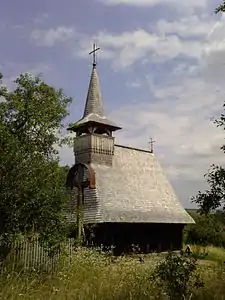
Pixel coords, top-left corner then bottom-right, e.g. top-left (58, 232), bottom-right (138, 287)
top-left (0, 245), bottom-right (225, 300)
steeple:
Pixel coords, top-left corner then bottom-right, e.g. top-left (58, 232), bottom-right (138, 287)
top-left (83, 43), bottom-right (103, 117)
top-left (68, 43), bottom-right (121, 136)
top-left (83, 65), bottom-right (104, 118)
top-left (68, 43), bottom-right (121, 166)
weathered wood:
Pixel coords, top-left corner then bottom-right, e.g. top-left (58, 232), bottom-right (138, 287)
top-left (3, 238), bottom-right (76, 270)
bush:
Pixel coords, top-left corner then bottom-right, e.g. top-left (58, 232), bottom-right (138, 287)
top-left (184, 212), bottom-right (225, 247)
top-left (152, 251), bottom-right (204, 300)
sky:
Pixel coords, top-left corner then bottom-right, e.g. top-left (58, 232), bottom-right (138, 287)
top-left (0, 0), bottom-right (225, 208)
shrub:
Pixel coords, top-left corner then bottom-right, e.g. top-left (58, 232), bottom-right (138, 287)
top-left (184, 213), bottom-right (225, 247)
top-left (152, 251), bottom-right (204, 300)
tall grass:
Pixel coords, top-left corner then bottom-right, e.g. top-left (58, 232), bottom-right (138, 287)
top-left (190, 244), bottom-right (225, 262)
top-left (0, 247), bottom-right (225, 299)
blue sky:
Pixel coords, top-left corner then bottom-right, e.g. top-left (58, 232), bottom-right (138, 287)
top-left (1, 0), bottom-right (225, 208)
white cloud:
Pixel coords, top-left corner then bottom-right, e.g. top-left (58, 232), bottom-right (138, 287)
top-left (74, 13), bottom-right (220, 70)
top-left (202, 15), bottom-right (225, 86)
top-left (71, 11), bottom-right (224, 75)
top-left (33, 13), bottom-right (49, 24)
top-left (97, 0), bottom-right (207, 9)
top-left (155, 15), bottom-right (215, 38)
top-left (31, 26), bottom-right (75, 47)
top-left (109, 76), bottom-right (224, 183)
top-left (30, 10), bottom-right (216, 72)
top-left (77, 29), bottom-right (203, 70)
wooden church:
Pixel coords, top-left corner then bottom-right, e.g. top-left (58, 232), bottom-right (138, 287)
top-left (66, 45), bottom-right (194, 254)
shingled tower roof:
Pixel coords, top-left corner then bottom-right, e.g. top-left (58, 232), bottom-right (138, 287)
top-left (83, 65), bottom-right (103, 117)
top-left (68, 63), bottom-right (121, 132)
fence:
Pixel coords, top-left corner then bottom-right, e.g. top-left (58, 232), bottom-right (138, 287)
top-left (3, 238), bottom-right (76, 270)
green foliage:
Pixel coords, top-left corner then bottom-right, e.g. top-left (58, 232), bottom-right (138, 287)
top-left (152, 252), bottom-right (204, 300)
top-left (0, 72), bottom-right (72, 252)
top-left (184, 212), bottom-right (225, 247)
top-left (215, 1), bottom-right (225, 13)
top-left (192, 165), bottom-right (225, 214)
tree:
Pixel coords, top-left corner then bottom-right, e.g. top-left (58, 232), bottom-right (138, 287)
top-left (184, 212), bottom-right (225, 247)
top-left (0, 72), bottom-right (72, 252)
top-left (192, 166), bottom-right (225, 213)
top-left (215, 1), bottom-right (225, 13)
top-left (192, 96), bottom-right (225, 213)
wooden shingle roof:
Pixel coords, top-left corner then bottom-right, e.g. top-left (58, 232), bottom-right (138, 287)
top-left (67, 145), bottom-right (194, 224)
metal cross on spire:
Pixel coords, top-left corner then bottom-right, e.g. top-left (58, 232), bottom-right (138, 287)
top-left (148, 137), bottom-right (156, 153)
top-left (89, 43), bottom-right (100, 67)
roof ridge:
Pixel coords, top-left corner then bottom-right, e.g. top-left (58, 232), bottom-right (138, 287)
top-left (115, 144), bottom-right (154, 154)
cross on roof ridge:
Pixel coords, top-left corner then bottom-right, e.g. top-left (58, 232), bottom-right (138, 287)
top-left (148, 137), bottom-right (156, 153)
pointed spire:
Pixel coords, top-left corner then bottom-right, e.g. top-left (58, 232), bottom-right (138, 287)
top-left (83, 65), bottom-right (104, 118)
top-left (68, 44), bottom-right (121, 133)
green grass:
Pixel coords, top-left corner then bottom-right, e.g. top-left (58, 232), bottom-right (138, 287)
top-left (188, 244), bottom-right (225, 262)
top-left (0, 247), bottom-right (225, 299)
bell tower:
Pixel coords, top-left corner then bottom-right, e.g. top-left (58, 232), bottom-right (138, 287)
top-left (68, 44), bottom-right (121, 166)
